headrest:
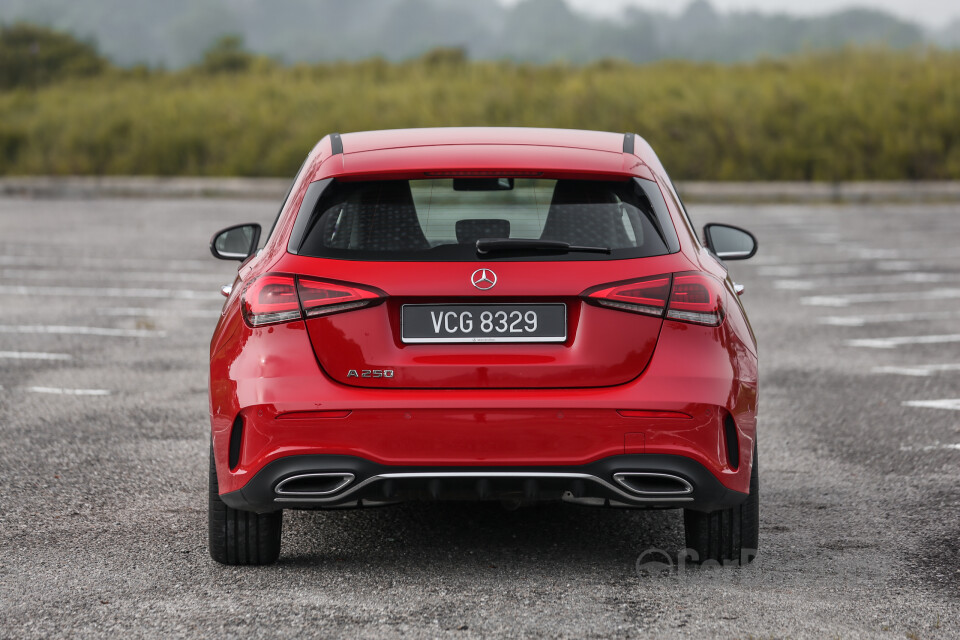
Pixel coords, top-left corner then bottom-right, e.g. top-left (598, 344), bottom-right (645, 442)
top-left (455, 219), bottom-right (511, 244)
top-left (549, 181), bottom-right (620, 207)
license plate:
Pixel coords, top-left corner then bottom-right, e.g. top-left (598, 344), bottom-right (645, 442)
top-left (401, 304), bottom-right (567, 344)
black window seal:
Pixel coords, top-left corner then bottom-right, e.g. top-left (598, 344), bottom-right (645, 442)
top-left (666, 176), bottom-right (700, 247)
top-left (262, 157), bottom-right (308, 248)
top-left (632, 178), bottom-right (681, 254)
top-left (287, 178), bottom-right (334, 255)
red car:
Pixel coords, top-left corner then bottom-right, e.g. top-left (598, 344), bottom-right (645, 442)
top-left (208, 128), bottom-right (759, 566)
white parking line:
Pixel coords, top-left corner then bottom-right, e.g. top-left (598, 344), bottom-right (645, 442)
top-left (852, 248), bottom-right (901, 259)
top-left (774, 280), bottom-right (816, 290)
top-left (802, 288), bottom-right (960, 307)
top-left (775, 273), bottom-right (956, 291)
top-left (0, 325), bottom-right (165, 338)
top-left (24, 386), bottom-right (111, 396)
top-left (0, 255), bottom-right (213, 271)
top-left (744, 255), bottom-right (783, 266)
top-left (0, 269), bottom-right (222, 284)
top-left (97, 307), bottom-right (219, 318)
top-left (0, 351), bottom-right (72, 360)
top-left (899, 442), bottom-right (960, 452)
top-left (758, 260), bottom-right (948, 277)
top-left (876, 260), bottom-right (928, 272)
top-left (818, 311), bottom-right (958, 326)
top-left (879, 272), bottom-right (954, 284)
top-left (810, 232), bottom-right (842, 244)
top-left (902, 399), bottom-right (960, 411)
top-left (873, 364), bottom-right (960, 377)
top-left (758, 264), bottom-right (864, 277)
top-left (758, 266), bottom-right (805, 277)
top-left (847, 334), bottom-right (960, 349)
top-left (0, 285), bottom-right (220, 300)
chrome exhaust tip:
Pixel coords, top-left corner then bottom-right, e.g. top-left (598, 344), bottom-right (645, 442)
top-left (612, 472), bottom-right (693, 497)
top-left (275, 472), bottom-right (355, 497)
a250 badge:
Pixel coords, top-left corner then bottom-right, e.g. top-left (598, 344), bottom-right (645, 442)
top-left (347, 369), bottom-right (395, 378)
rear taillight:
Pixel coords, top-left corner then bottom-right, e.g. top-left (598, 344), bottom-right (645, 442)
top-left (665, 273), bottom-right (725, 326)
top-left (241, 275), bottom-right (301, 327)
top-left (584, 272), bottom-right (725, 327)
top-left (240, 275), bottom-right (383, 327)
top-left (584, 275), bottom-right (671, 317)
top-left (297, 277), bottom-right (383, 318)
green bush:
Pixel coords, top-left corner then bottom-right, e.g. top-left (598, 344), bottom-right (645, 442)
top-left (0, 23), bottom-right (107, 89)
top-left (196, 35), bottom-right (255, 75)
top-left (1, 47), bottom-right (959, 180)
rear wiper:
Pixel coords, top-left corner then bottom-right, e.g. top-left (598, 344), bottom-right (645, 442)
top-left (476, 238), bottom-right (611, 255)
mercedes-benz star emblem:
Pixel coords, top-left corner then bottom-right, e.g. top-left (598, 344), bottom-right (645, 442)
top-left (471, 268), bottom-right (497, 290)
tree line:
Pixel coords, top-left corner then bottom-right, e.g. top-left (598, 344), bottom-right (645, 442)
top-left (0, 0), bottom-right (954, 68)
top-left (0, 25), bottom-right (958, 181)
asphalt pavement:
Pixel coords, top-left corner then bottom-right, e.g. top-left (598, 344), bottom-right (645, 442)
top-left (0, 196), bottom-right (957, 638)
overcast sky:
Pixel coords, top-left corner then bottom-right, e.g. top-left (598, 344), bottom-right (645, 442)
top-left (501, 0), bottom-right (959, 28)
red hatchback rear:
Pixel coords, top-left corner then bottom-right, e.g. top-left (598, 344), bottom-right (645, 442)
top-left (207, 128), bottom-right (760, 566)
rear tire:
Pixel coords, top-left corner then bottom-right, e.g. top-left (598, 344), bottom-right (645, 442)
top-left (683, 445), bottom-right (759, 566)
top-left (208, 446), bottom-right (282, 565)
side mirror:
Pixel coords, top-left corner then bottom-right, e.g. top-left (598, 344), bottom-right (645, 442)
top-left (703, 223), bottom-right (757, 261)
top-left (210, 223), bottom-right (261, 261)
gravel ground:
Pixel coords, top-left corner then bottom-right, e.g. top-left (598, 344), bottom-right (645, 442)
top-left (0, 197), bottom-right (957, 639)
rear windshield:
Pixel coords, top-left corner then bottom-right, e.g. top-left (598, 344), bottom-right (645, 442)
top-left (293, 178), bottom-right (679, 261)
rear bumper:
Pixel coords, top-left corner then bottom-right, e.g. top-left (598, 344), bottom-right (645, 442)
top-left (210, 303), bottom-right (759, 497)
top-left (220, 453), bottom-right (748, 514)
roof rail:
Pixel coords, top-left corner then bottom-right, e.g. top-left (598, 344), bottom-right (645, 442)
top-left (622, 132), bottom-right (635, 155)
